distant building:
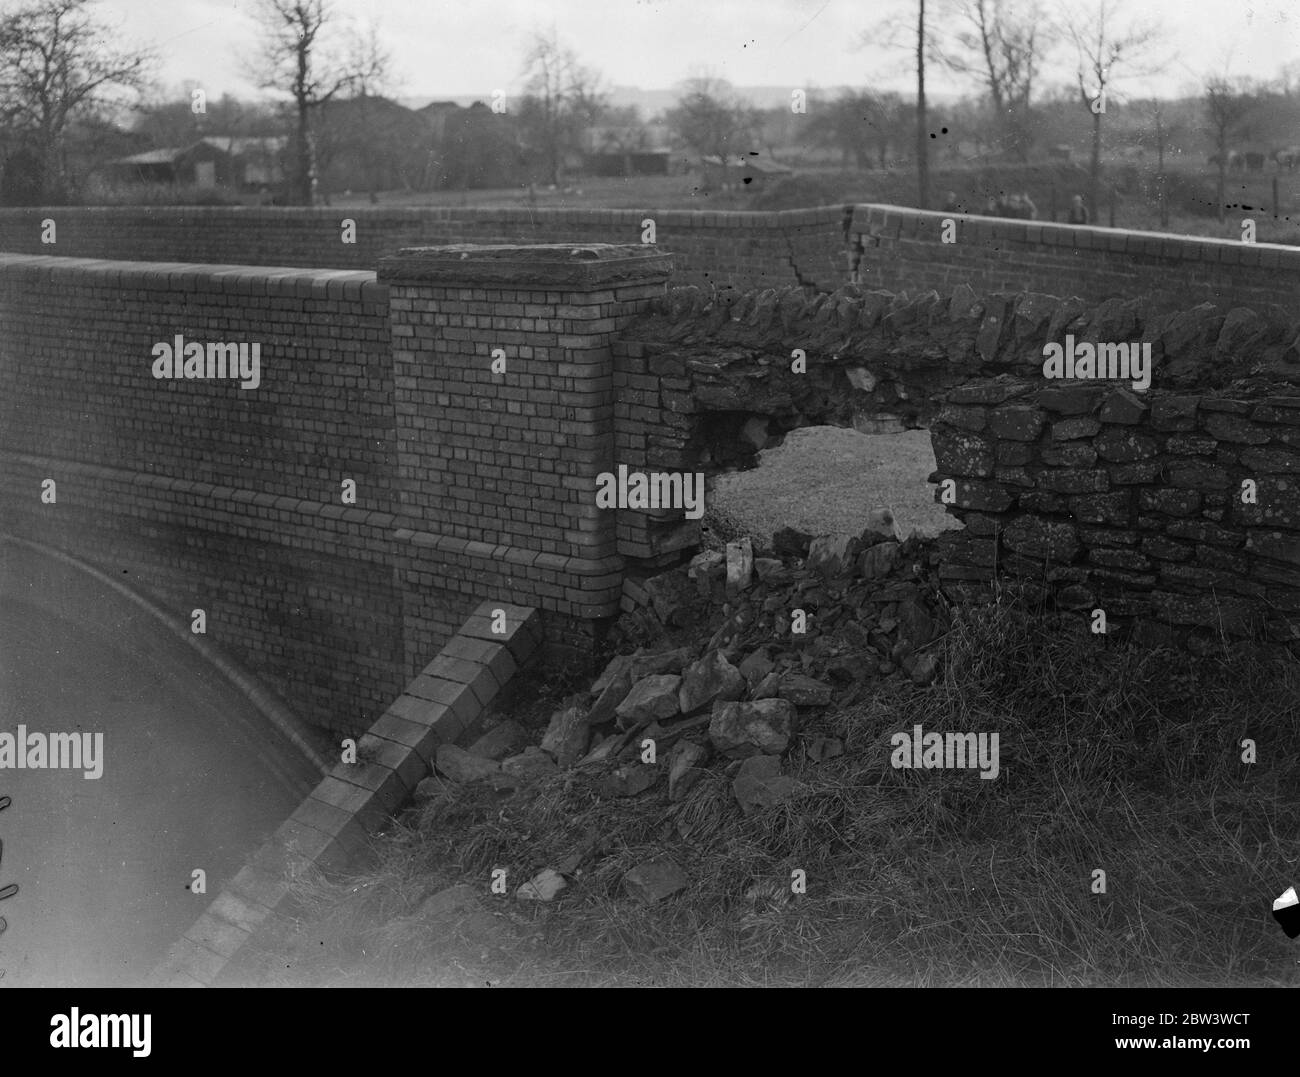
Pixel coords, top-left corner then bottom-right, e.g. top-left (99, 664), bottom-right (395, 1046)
top-left (583, 124), bottom-right (672, 177)
top-left (102, 137), bottom-right (286, 192)
top-left (197, 137), bottom-right (287, 189)
top-left (700, 154), bottom-right (793, 192)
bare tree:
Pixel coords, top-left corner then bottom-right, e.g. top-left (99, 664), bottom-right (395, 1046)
top-left (861, 2), bottom-right (944, 208)
top-left (249, 0), bottom-right (388, 205)
top-left (916, 0), bottom-right (929, 208)
top-left (517, 28), bottom-right (606, 186)
top-left (943, 0), bottom-right (1053, 161)
top-left (0, 0), bottom-right (153, 201)
top-left (665, 74), bottom-right (758, 187)
top-left (1203, 76), bottom-right (1256, 223)
top-left (1061, 0), bottom-right (1163, 222)
top-left (1148, 101), bottom-right (1175, 226)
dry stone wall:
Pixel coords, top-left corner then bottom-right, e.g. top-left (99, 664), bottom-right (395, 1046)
top-left (931, 377), bottom-right (1300, 650)
top-left (615, 282), bottom-right (1300, 651)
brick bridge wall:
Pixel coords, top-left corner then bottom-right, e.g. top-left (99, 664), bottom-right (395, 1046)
top-left (2, 246), bottom-right (1296, 743)
top-left (0, 205), bottom-right (848, 292)
top-left (0, 245), bottom-right (676, 735)
top-left (4, 203), bottom-right (1300, 309)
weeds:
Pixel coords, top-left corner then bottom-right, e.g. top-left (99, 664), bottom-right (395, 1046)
top-left (265, 595), bottom-right (1300, 987)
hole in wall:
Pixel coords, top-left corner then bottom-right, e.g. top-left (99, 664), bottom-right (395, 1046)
top-left (703, 423), bottom-right (963, 544)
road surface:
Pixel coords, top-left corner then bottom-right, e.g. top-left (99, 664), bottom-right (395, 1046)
top-left (0, 540), bottom-right (322, 986)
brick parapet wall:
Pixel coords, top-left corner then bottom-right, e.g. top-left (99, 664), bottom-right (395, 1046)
top-left (0, 253), bottom-right (391, 509)
top-left (851, 204), bottom-right (1300, 314)
top-left (0, 247), bottom-right (681, 735)
top-left (0, 253), bottom-right (401, 732)
top-left (5, 202), bottom-right (1300, 308)
top-left (0, 204), bottom-right (846, 291)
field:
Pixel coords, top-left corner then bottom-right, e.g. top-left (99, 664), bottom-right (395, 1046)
top-left (323, 158), bottom-right (1300, 244)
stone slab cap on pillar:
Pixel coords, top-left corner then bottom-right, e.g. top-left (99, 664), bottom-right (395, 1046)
top-left (377, 243), bottom-right (673, 288)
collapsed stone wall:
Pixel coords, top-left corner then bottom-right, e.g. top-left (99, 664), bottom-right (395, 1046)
top-left (610, 282), bottom-right (1001, 567)
top-left (614, 282), bottom-right (1300, 651)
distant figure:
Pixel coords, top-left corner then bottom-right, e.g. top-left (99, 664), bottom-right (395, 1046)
top-left (985, 195), bottom-right (1000, 216)
top-left (1067, 194), bottom-right (1089, 224)
top-left (1012, 191), bottom-right (1037, 220)
top-left (941, 190), bottom-right (961, 212)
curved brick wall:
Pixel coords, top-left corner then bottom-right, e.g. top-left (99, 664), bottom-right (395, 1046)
top-left (3, 202), bottom-right (1299, 310)
top-left (850, 205), bottom-right (1300, 317)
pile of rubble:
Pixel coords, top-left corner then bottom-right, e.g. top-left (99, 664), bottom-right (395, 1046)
top-left (414, 519), bottom-right (952, 906)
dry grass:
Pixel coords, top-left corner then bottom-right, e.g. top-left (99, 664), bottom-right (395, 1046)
top-left (263, 597), bottom-right (1300, 988)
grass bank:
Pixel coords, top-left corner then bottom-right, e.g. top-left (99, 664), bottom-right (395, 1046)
top-left (262, 593), bottom-right (1299, 988)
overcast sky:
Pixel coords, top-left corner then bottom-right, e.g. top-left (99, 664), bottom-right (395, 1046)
top-left (106, 0), bottom-right (1299, 104)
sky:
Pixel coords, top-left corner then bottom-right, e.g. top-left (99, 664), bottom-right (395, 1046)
top-left (102, 0), bottom-right (1300, 105)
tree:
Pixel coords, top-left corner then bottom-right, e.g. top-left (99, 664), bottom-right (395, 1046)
top-left (436, 102), bottom-right (521, 193)
top-left (666, 75), bottom-right (759, 187)
top-left (942, 0), bottom-right (1053, 161)
top-left (1061, 0), bottom-right (1163, 222)
top-left (516, 28), bottom-right (605, 186)
top-left (1203, 76), bottom-right (1256, 223)
top-left (916, 0), bottom-right (929, 208)
top-left (0, 0), bottom-right (152, 201)
top-left (133, 90), bottom-right (280, 148)
top-left (249, 0), bottom-right (388, 205)
top-left (861, 2), bottom-right (943, 207)
top-left (807, 90), bottom-right (907, 169)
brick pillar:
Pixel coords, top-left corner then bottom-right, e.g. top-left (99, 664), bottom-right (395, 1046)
top-left (377, 243), bottom-right (672, 668)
